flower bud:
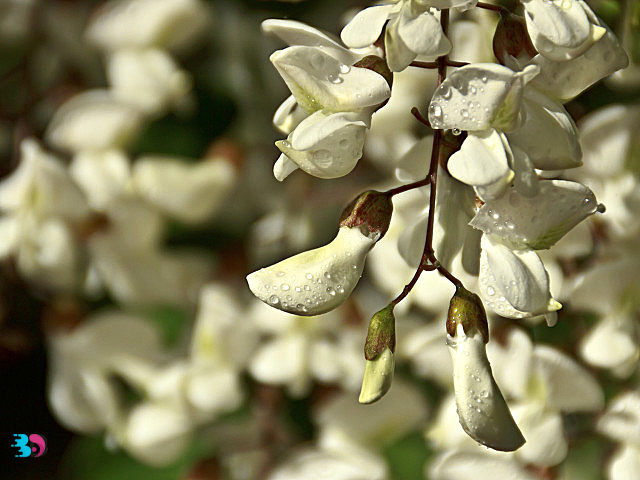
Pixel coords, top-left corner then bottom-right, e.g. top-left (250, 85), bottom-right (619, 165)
top-left (339, 190), bottom-right (393, 241)
top-left (447, 287), bottom-right (525, 451)
top-left (446, 286), bottom-right (489, 343)
top-left (492, 12), bottom-right (537, 66)
top-left (359, 305), bottom-right (395, 404)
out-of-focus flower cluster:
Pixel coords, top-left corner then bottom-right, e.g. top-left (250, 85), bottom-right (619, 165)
top-left (0, 0), bottom-right (638, 478)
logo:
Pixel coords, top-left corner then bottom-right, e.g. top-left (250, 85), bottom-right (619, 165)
top-left (11, 434), bottom-right (47, 458)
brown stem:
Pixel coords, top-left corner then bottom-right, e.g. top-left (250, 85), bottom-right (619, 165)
top-left (476, 1), bottom-right (509, 13)
top-left (411, 106), bottom-right (431, 127)
top-left (410, 60), bottom-right (470, 69)
top-left (388, 8), bottom-right (464, 308)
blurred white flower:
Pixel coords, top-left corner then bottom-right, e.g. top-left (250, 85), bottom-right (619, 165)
top-left (86, 0), bottom-right (211, 53)
top-left (597, 391), bottom-right (640, 480)
top-left (106, 48), bottom-right (193, 115)
top-left (46, 90), bottom-right (144, 153)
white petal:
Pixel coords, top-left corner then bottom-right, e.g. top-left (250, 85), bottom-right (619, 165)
top-left (273, 95), bottom-right (309, 135)
top-left (270, 46), bottom-right (390, 113)
top-left (278, 111), bottom-right (368, 179)
top-left (598, 392), bottom-right (640, 444)
top-left (133, 156), bottom-right (236, 223)
top-left (46, 90), bottom-right (144, 153)
top-left (448, 130), bottom-right (513, 187)
top-left (449, 325), bottom-right (525, 451)
top-left (123, 403), bottom-right (192, 466)
top-left (273, 153), bottom-right (299, 181)
top-left (249, 334), bottom-right (308, 391)
top-left (394, 136), bottom-right (432, 182)
top-left (523, 0), bottom-right (601, 61)
top-left (186, 366), bottom-right (243, 418)
top-left (428, 63), bottom-right (539, 131)
top-left (471, 180), bottom-right (598, 250)
top-left (264, 19), bottom-right (359, 65)
top-left (608, 446), bottom-right (640, 480)
top-left (340, 5), bottom-right (394, 49)
top-left (430, 451), bottom-right (537, 480)
top-left (580, 316), bottom-right (639, 372)
top-left (396, 9), bottom-right (451, 60)
top-left (529, 27), bottom-right (629, 102)
top-left (507, 88), bottom-right (582, 170)
top-left (510, 147), bottom-right (540, 197)
top-left (107, 48), bottom-right (192, 115)
top-left (70, 150), bottom-right (130, 210)
top-left (533, 345), bottom-right (604, 412)
top-left (512, 403), bottom-right (568, 466)
top-left (358, 348), bottom-right (394, 404)
top-left (247, 226), bottom-right (375, 315)
top-left (384, 14), bottom-right (418, 72)
top-left (479, 235), bottom-right (560, 318)
top-left (487, 328), bottom-right (534, 400)
top-left (270, 448), bottom-right (386, 480)
top-left (86, 0), bottom-right (211, 52)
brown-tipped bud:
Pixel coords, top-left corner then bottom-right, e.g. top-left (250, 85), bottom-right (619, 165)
top-left (447, 286), bottom-right (489, 343)
top-left (492, 12), bottom-right (537, 65)
top-left (353, 55), bottom-right (393, 90)
top-left (364, 304), bottom-right (396, 361)
top-left (339, 190), bottom-right (393, 241)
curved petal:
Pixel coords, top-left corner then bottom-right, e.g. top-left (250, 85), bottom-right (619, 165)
top-left (273, 95), bottom-right (308, 135)
top-left (428, 63), bottom-right (539, 131)
top-left (396, 9), bottom-right (451, 60)
top-left (478, 235), bottom-right (560, 318)
top-left (607, 445), bottom-right (640, 480)
top-left (533, 345), bottom-right (604, 412)
top-left (340, 5), bottom-right (394, 49)
top-left (247, 226), bottom-right (375, 315)
top-left (530, 27), bottom-right (629, 102)
top-left (487, 328), bottom-right (534, 400)
top-left (579, 315), bottom-right (639, 372)
top-left (447, 130), bottom-right (513, 187)
top-left (273, 153), bottom-right (299, 181)
top-left (277, 111), bottom-right (368, 179)
top-left (507, 88), bottom-right (582, 170)
top-left (448, 324), bottom-right (525, 451)
top-left (384, 14), bottom-right (418, 72)
top-left (470, 180), bottom-right (599, 250)
top-left (270, 46), bottom-right (391, 113)
top-left (523, 0), bottom-right (600, 61)
top-left (512, 404), bottom-right (568, 467)
top-left (598, 392), bottom-right (640, 444)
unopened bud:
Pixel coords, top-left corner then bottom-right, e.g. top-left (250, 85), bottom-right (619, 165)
top-left (446, 286), bottom-right (489, 343)
top-left (359, 305), bottom-right (395, 404)
top-left (339, 190), bottom-right (393, 241)
top-left (492, 12), bottom-right (537, 66)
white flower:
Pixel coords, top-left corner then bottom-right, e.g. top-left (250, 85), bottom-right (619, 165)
top-left (428, 63), bottom-right (540, 132)
top-left (528, 24), bottom-right (629, 102)
top-left (429, 450), bottom-right (537, 480)
top-left (521, 0), bottom-right (606, 61)
top-left (598, 392), bottom-right (640, 480)
top-left (86, 0), bottom-right (211, 53)
top-left (269, 46), bottom-right (390, 114)
top-left (106, 48), bottom-right (193, 115)
top-left (341, 0), bottom-right (454, 72)
top-left (478, 235), bottom-right (561, 320)
top-left (274, 110), bottom-right (369, 180)
top-left (45, 90), bottom-right (144, 153)
top-left (247, 301), bottom-right (362, 396)
top-left (470, 180), bottom-right (600, 250)
top-left (247, 226), bottom-right (375, 316)
top-left (0, 140), bottom-right (88, 290)
top-left (132, 155), bottom-right (237, 224)
top-left (47, 311), bottom-right (163, 433)
top-left (448, 323), bottom-right (525, 451)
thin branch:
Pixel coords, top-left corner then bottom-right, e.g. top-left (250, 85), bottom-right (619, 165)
top-left (411, 107), bottom-right (431, 128)
top-left (385, 178), bottom-right (430, 197)
top-left (476, 1), bottom-right (509, 13)
top-left (410, 59), bottom-right (470, 69)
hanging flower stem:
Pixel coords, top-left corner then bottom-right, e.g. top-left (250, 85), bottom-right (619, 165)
top-left (410, 59), bottom-right (469, 69)
top-left (476, 1), bottom-right (509, 13)
top-left (389, 8), bottom-right (464, 308)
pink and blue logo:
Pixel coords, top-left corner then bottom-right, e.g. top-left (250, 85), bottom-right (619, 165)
top-left (11, 434), bottom-right (47, 458)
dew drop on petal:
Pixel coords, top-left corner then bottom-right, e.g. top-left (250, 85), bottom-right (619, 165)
top-left (268, 295), bottom-right (280, 305)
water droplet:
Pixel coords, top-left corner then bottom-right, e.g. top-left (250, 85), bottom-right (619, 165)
top-left (452, 128), bottom-right (462, 136)
top-left (281, 284), bottom-right (290, 291)
top-left (491, 212), bottom-right (500, 220)
top-left (310, 53), bottom-right (325, 70)
top-left (470, 86), bottom-right (477, 94)
top-left (312, 149), bottom-right (332, 167)
top-left (339, 64), bottom-right (351, 74)
top-left (487, 287), bottom-right (495, 296)
top-left (430, 104), bottom-right (442, 118)
top-left (328, 73), bottom-right (343, 84)
top-left (440, 84), bottom-right (452, 99)
top-left (295, 287), bottom-right (302, 292)
top-left (326, 287), bottom-right (336, 296)
top-left (339, 138), bottom-right (350, 149)
top-left (268, 295), bottom-right (279, 305)
top-left (303, 285), bottom-right (311, 291)
top-left (324, 272), bottom-right (332, 280)
top-left (481, 76), bottom-right (488, 83)
top-left (277, 271), bottom-right (285, 277)
top-left (306, 273), bottom-right (313, 280)
top-left (461, 109), bottom-right (469, 118)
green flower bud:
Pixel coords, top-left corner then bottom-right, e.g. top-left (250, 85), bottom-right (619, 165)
top-left (359, 305), bottom-right (396, 404)
top-left (446, 286), bottom-right (489, 343)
